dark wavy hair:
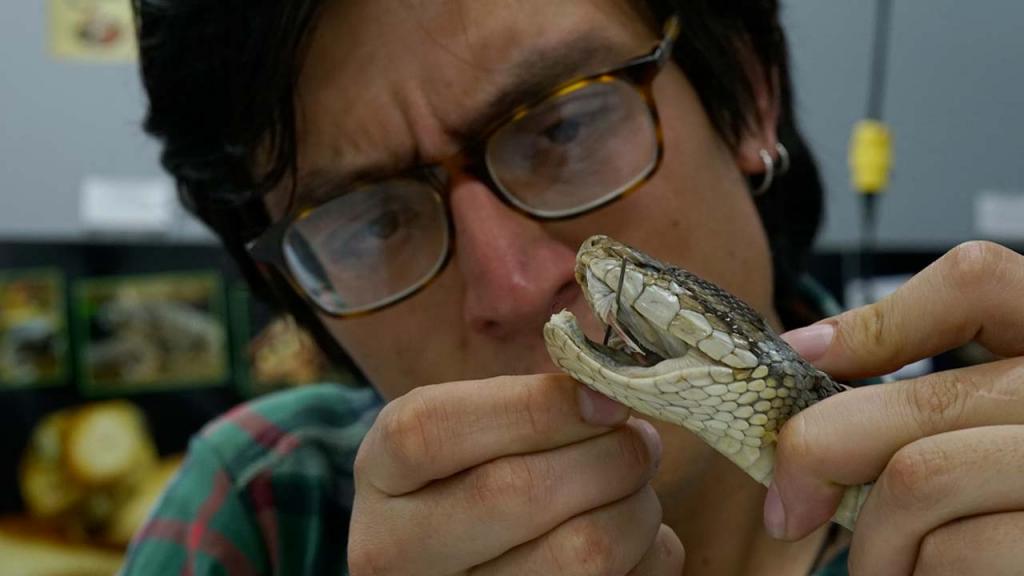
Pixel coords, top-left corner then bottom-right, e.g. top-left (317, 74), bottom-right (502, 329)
top-left (132, 0), bottom-right (824, 363)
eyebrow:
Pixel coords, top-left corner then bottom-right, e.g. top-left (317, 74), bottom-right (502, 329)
top-left (294, 32), bottom-right (637, 208)
top-left (450, 32), bottom-right (632, 141)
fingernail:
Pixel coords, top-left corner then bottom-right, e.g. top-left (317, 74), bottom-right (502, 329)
top-left (780, 323), bottom-right (835, 362)
top-left (763, 482), bottom-right (787, 539)
top-left (577, 386), bottom-right (630, 426)
top-left (631, 418), bottom-right (663, 467)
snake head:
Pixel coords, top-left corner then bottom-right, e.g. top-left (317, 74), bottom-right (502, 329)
top-left (545, 236), bottom-right (836, 484)
top-left (568, 235), bottom-right (766, 370)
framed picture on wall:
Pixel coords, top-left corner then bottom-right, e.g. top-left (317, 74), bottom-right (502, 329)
top-left (48, 0), bottom-right (138, 62)
top-left (230, 285), bottom-right (357, 398)
top-left (0, 269), bottom-right (68, 389)
top-left (73, 272), bottom-right (229, 395)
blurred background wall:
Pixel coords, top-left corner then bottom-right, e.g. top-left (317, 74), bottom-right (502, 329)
top-left (783, 0), bottom-right (1024, 249)
top-left (0, 0), bottom-right (204, 242)
top-left (2, 1), bottom-right (1023, 248)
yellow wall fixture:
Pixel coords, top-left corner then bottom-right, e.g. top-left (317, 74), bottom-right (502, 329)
top-left (849, 119), bottom-right (893, 195)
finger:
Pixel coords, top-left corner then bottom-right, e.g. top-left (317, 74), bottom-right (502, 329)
top-left (357, 374), bottom-right (630, 495)
top-left (847, 426), bottom-right (1024, 576)
top-left (363, 418), bottom-right (661, 575)
top-left (770, 358), bottom-right (1024, 538)
top-left (626, 524), bottom-right (685, 576)
top-left (907, 511), bottom-right (1024, 576)
top-left (781, 241), bottom-right (1024, 380)
top-left (473, 485), bottom-right (663, 576)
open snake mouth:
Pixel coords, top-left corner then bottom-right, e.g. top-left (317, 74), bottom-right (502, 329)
top-left (582, 258), bottom-right (668, 369)
top-left (585, 259), bottom-right (662, 367)
top-left (546, 237), bottom-right (854, 502)
top-left (545, 235), bottom-right (769, 380)
top-left (545, 236), bottom-right (721, 378)
top-left (545, 310), bottom-right (668, 376)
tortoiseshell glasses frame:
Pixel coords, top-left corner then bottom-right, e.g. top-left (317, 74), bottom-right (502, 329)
top-left (248, 15), bottom-right (680, 317)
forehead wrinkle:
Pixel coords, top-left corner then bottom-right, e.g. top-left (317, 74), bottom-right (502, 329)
top-left (399, 0), bottom-right (478, 72)
top-left (289, 0), bottom-right (656, 209)
top-left (289, 1), bottom-right (481, 209)
top-left (417, 3), bottom-right (657, 141)
top-left (294, 87), bottom-right (417, 193)
top-left (395, 75), bottom-right (464, 166)
top-left (421, 0), bottom-right (619, 63)
top-left (438, 32), bottom-right (640, 143)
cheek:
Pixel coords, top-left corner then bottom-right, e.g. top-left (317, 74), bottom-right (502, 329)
top-left (603, 66), bottom-right (775, 314)
top-left (317, 273), bottom-right (465, 400)
top-left (321, 318), bottom-right (406, 401)
top-left (322, 314), bottom-right (421, 401)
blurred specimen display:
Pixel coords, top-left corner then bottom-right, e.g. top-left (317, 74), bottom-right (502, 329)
top-left (0, 517), bottom-right (124, 576)
top-left (17, 401), bottom-right (181, 545)
top-left (75, 273), bottom-right (229, 394)
top-left (231, 285), bottom-right (356, 396)
top-left (0, 270), bottom-right (68, 388)
top-left (248, 315), bottom-right (341, 393)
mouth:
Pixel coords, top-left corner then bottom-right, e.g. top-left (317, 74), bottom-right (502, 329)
top-left (545, 235), bottom-right (714, 379)
top-left (588, 257), bottom-right (666, 368)
top-left (545, 237), bottom-right (814, 484)
top-left (545, 234), bottom-right (770, 385)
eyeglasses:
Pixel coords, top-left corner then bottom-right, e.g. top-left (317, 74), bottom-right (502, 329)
top-left (249, 15), bottom-right (680, 317)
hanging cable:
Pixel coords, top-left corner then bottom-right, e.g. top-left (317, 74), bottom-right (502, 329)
top-left (848, 0), bottom-right (894, 305)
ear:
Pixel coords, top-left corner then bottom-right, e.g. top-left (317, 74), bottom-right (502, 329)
top-left (735, 50), bottom-right (782, 176)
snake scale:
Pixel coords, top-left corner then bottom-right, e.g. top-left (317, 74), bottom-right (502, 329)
top-left (543, 235), bottom-right (871, 530)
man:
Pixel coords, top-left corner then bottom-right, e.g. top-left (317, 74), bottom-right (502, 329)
top-left (124, 1), bottom-right (1024, 574)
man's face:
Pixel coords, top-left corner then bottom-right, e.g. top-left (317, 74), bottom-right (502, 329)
top-left (272, 0), bottom-right (778, 499)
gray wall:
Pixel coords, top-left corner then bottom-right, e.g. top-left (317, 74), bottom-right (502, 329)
top-left (0, 2), bottom-right (194, 241)
top-left (784, 0), bottom-right (1024, 249)
top-left (2, 1), bottom-right (1023, 249)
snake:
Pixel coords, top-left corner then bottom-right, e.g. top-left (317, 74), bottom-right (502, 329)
top-left (543, 235), bottom-right (871, 530)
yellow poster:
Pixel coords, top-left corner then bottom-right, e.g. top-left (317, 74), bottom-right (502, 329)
top-left (49, 0), bottom-right (137, 62)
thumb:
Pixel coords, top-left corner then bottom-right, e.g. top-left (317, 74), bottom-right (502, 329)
top-left (780, 299), bottom-right (907, 381)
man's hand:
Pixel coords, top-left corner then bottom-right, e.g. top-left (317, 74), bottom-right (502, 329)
top-left (348, 373), bottom-right (685, 575)
top-left (769, 241), bottom-right (1024, 575)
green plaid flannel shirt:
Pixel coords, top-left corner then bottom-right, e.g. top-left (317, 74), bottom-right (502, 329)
top-left (120, 279), bottom-right (852, 575)
top-left (119, 384), bottom-right (381, 575)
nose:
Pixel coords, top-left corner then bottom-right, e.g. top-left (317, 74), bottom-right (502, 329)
top-left (449, 176), bottom-right (578, 340)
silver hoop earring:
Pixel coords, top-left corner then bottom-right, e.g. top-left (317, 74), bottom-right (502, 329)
top-left (775, 142), bottom-right (790, 176)
top-left (752, 148), bottom-right (775, 196)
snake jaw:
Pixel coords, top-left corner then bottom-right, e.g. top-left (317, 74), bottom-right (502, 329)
top-left (576, 238), bottom-right (698, 364)
top-left (548, 241), bottom-right (782, 489)
top-left (547, 236), bottom-right (870, 531)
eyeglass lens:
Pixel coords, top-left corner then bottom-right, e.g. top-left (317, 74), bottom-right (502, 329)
top-left (283, 75), bottom-right (657, 314)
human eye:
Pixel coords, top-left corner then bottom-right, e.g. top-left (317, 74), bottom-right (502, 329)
top-left (324, 201), bottom-right (419, 265)
top-left (531, 86), bottom-right (619, 149)
top-left (539, 113), bottom-right (587, 146)
top-left (361, 209), bottom-right (401, 241)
